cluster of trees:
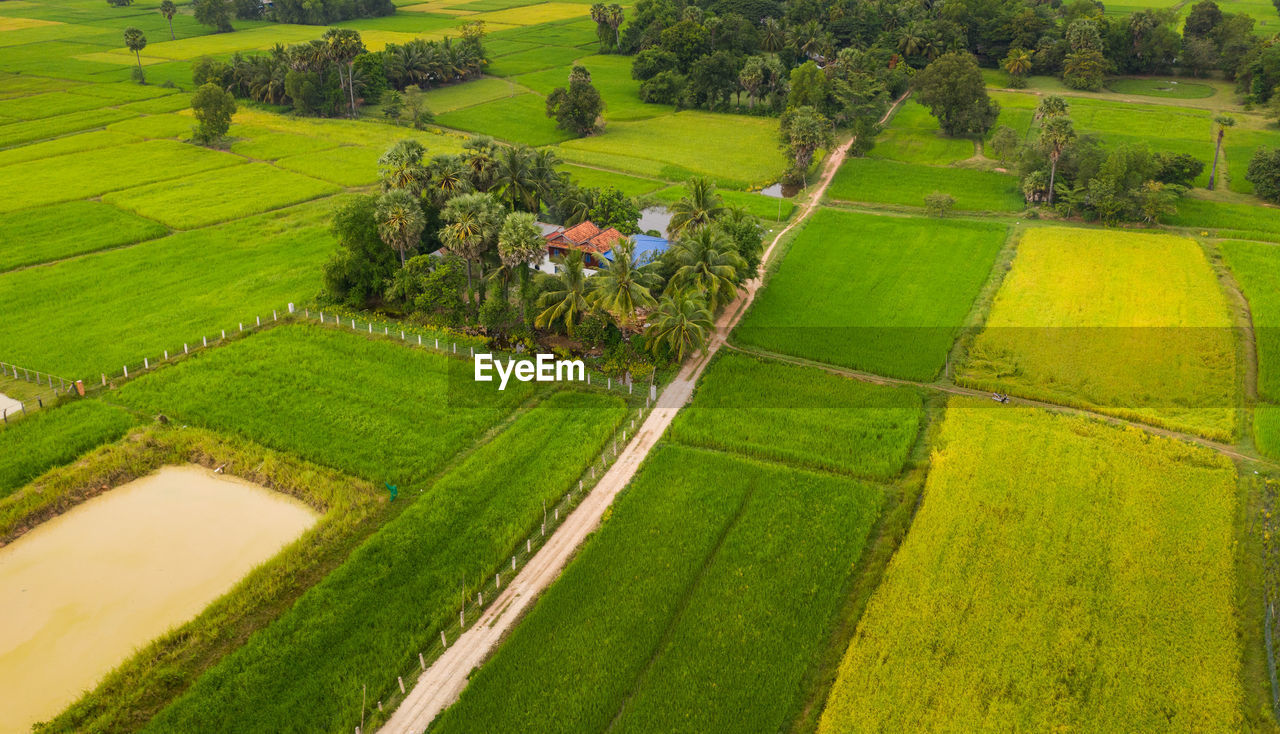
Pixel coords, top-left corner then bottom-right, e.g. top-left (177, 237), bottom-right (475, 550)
top-left (191, 26), bottom-right (486, 118)
top-left (546, 65), bottom-right (605, 136)
top-left (988, 95), bottom-right (1201, 224)
top-left (188, 0), bottom-right (392, 31)
top-left (589, 3), bottom-right (626, 53)
top-left (323, 138), bottom-right (762, 371)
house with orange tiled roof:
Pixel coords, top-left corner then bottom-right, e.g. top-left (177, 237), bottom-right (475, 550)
top-left (536, 220), bottom-right (629, 274)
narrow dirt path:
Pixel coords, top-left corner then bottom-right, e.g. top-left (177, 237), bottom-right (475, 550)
top-left (379, 101), bottom-right (890, 734)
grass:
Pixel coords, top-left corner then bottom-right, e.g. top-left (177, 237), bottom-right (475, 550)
top-left (0, 200), bottom-right (340, 379)
top-left (958, 227), bottom-right (1238, 440)
top-left (827, 157), bottom-right (1024, 212)
top-left (1164, 197), bottom-right (1280, 241)
top-left (0, 139), bottom-right (243, 213)
top-left (103, 162), bottom-right (339, 229)
top-left (435, 92), bottom-right (573, 146)
top-left (870, 100), bottom-right (975, 166)
top-left (229, 130), bottom-right (339, 159)
top-left (561, 163), bottom-right (665, 196)
top-left (0, 89), bottom-right (113, 120)
top-left (432, 444), bottom-right (884, 734)
top-left (734, 208), bottom-right (1007, 381)
top-left (557, 110), bottom-right (787, 189)
top-left (818, 400), bottom-right (1243, 732)
top-left (668, 351), bottom-right (922, 478)
top-left (144, 390), bottom-right (626, 734)
top-left (0, 106), bottom-right (135, 147)
top-left (105, 113), bottom-right (195, 139)
top-left (276, 146), bottom-right (382, 186)
top-left (0, 400), bottom-right (135, 500)
top-left (0, 201), bottom-right (166, 272)
top-left (651, 185), bottom-right (795, 221)
top-left (1220, 240), bottom-right (1280, 402)
top-left (114, 324), bottom-right (532, 486)
top-left (515, 54), bottom-right (665, 122)
top-left (1257, 403), bottom-right (1280, 459)
top-left (1107, 77), bottom-right (1217, 99)
top-left (421, 76), bottom-right (523, 114)
top-left (486, 44), bottom-right (586, 77)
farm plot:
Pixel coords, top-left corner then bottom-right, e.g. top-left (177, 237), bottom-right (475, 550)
top-left (0, 200), bottom-right (166, 271)
top-left (870, 100), bottom-right (975, 166)
top-left (103, 162), bottom-right (340, 229)
top-left (0, 199), bottom-right (341, 378)
top-left (515, 54), bottom-right (665, 122)
top-left (958, 227), bottom-right (1237, 440)
top-left (230, 130), bottom-right (339, 159)
top-left (276, 146), bottom-right (382, 186)
top-left (649, 184), bottom-right (795, 220)
top-left (0, 106), bottom-right (135, 147)
top-left (668, 351), bottom-right (922, 478)
top-left (106, 113), bottom-right (195, 139)
top-left (421, 76), bottom-right (523, 114)
top-left (0, 400), bottom-right (135, 500)
top-left (433, 444), bottom-right (884, 734)
top-left (486, 44), bottom-right (585, 77)
top-left (435, 92), bottom-right (572, 146)
top-left (466, 2), bottom-right (586, 25)
top-left (1164, 197), bottom-right (1280, 241)
top-left (114, 324), bottom-right (531, 486)
top-left (557, 110), bottom-right (787, 189)
top-left (818, 401), bottom-right (1242, 732)
top-left (827, 157), bottom-right (1024, 212)
top-left (144, 390), bottom-right (626, 734)
top-left (734, 208), bottom-right (1007, 381)
top-left (561, 163), bottom-right (665, 196)
top-left (0, 89), bottom-right (111, 120)
top-left (0, 139), bottom-right (243, 212)
top-left (1219, 240), bottom-right (1280, 458)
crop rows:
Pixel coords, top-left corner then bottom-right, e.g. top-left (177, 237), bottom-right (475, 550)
top-left (0, 400), bottom-right (135, 500)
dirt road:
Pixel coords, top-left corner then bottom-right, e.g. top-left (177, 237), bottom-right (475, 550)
top-left (379, 113), bottom-right (871, 734)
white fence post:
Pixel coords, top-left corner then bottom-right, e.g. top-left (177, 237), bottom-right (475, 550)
top-left (123, 365), bottom-right (128, 378)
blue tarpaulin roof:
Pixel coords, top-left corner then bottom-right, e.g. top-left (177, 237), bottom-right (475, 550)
top-left (603, 234), bottom-right (668, 263)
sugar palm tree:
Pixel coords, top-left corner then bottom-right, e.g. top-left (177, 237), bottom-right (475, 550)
top-left (123, 27), bottom-right (147, 82)
top-left (589, 239), bottom-right (657, 332)
top-left (323, 28), bottom-right (365, 118)
top-left (159, 0), bottom-right (176, 40)
top-left (425, 155), bottom-right (474, 207)
top-left (1039, 116), bottom-right (1075, 205)
top-left (645, 289), bottom-right (713, 363)
top-left (375, 189), bottom-right (426, 267)
top-left (535, 250), bottom-right (592, 335)
top-left (378, 139), bottom-right (428, 195)
top-left (498, 211), bottom-right (547, 322)
top-left (1209, 115), bottom-right (1235, 191)
top-left (589, 3), bottom-right (608, 51)
top-left (605, 4), bottom-right (624, 49)
top-left (667, 177), bottom-right (726, 238)
top-left (440, 192), bottom-right (504, 304)
top-left (667, 226), bottom-right (745, 312)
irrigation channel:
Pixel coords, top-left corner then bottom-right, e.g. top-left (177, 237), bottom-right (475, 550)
top-left (381, 110), bottom-right (876, 732)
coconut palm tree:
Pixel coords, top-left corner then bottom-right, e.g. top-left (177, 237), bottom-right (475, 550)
top-left (1039, 116), bottom-right (1075, 205)
top-left (462, 136), bottom-right (500, 192)
top-left (760, 18), bottom-right (786, 53)
top-left (159, 0), bottom-right (176, 40)
top-left (645, 289), bottom-right (713, 363)
top-left (535, 250), bottom-right (592, 335)
top-left (378, 139), bottom-right (428, 195)
top-left (123, 27), bottom-right (147, 82)
top-left (425, 155), bottom-right (474, 207)
top-left (495, 145), bottom-right (539, 212)
top-left (498, 211), bottom-right (547, 322)
top-left (440, 191), bottom-right (504, 304)
top-left (590, 239), bottom-right (657, 331)
top-left (375, 189), bottom-right (426, 267)
top-left (667, 177), bottom-right (726, 238)
top-left (667, 226), bottom-right (746, 312)
top-left (558, 185), bottom-right (598, 226)
top-left (531, 148), bottom-right (564, 211)
top-left (1002, 47), bottom-right (1032, 81)
top-left (1209, 115), bottom-right (1235, 191)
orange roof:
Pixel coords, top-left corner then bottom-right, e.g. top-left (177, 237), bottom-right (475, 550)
top-left (561, 221), bottom-right (600, 242)
top-left (544, 220), bottom-right (625, 255)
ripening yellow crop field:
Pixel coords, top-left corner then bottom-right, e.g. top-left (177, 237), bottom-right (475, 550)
top-left (958, 226), bottom-right (1238, 440)
top-left (818, 399), bottom-right (1244, 733)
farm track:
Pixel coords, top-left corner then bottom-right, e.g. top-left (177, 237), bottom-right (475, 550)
top-left (380, 94), bottom-right (908, 734)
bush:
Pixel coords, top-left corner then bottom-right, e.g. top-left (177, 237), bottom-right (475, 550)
top-left (190, 82), bottom-right (235, 144)
top-left (925, 191), bottom-right (956, 216)
top-left (639, 70), bottom-right (687, 104)
top-left (1246, 147), bottom-right (1280, 202)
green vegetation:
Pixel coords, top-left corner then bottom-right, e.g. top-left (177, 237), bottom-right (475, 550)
top-left (827, 157), bottom-right (1023, 212)
top-left (434, 444), bottom-right (884, 734)
top-left (145, 390), bottom-right (626, 734)
top-left (1221, 240), bottom-right (1280, 401)
top-left (668, 352), bottom-right (921, 478)
top-left (436, 92), bottom-right (573, 146)
top-left (0, 401), bottom-right (135, 500)
top-left (819, 401), bottom-right (1243, 731)
top-left (1107, 77), bottom-right (1217, 98)
top-left (959, 227), bottom-right (1237, 440)
top-left (115, 325), bottom-right (530, 486)
top-left (1164, 197), bottom-right (1280, 240)
top-left (869, 100), bottom-right (975, 166)
top-left (735, 208), bottom-right (1007, 381)
top-left (0, 201), bottom-right (166, 271)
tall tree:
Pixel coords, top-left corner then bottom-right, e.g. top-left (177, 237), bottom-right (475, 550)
top-left (914, 51), bottom-right (1000, 136)
top-left (590, 239), bottom-right (657, 331)
top-left (324, 28), bottom-right (365, 118)
top-left (667, 177), bottom-right (726, 238)
top-left (192, 0), bottom-right (232, 32)
top-left (605, 4), bottom-right (625, 50)
top-left (645, 289), bottom-right (713, 363)
top-left (546, 65), bottom-right (604, 136)
top-left (375, 189), bottom-right (426, 267)
top-left (590, 3), bottom-right (611, 52)
top-left (159, 0), bottom-right (176, 40)
top-left (498, 211), bottom-right (547, 323)
top-left (535, 250), bottom-right (592, 335)
top-left (440, 191), bottom-right (504, 304)
top-left (378, 139), bottom-right (428, 195)
top-left (778, 105), bottom-right (834, 185)
top-left (667, 226), bottom-right (746, 312)
top-left (123, 27), bottom-right (147, 83)
top-left (1209, 115), bottom-right (1235, 190)
top-left (1039, 116), bottom-right (1076, 204)
top-left (495, 145), bottom-right (539, 212)
top-left (1002, 47), bottom-right (1032, 84)
top-left (190, 82), bottom-right (235, 144)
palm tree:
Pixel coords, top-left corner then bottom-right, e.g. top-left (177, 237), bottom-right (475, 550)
top-left (1002, 47), bottom-right (1032, 80)
top-left (375, 189), bottom-right (426, 267)
top-left (1039, 116), bottom-right (1075, 205)
top-left (531, 148), bottom-right (563, 211)
top-left (645, 289), bottom-right (713, 363)
top-left (425, 155), bottom-right (474, 207)
top-left (323, 28), bottom-right (365, 117)
top-left (498, 211), bottom-right (547, 323)
top-left (535, 250), bottom-right (592, 335)
top-left (558, 185), bottom-right (598, 226)
top-left (495, 145), bottom-right (539, 212)
top-left (605, 4), bottom-right (624, 49)
top-left (739, 56), bottom-right (766, 109)
top-left (1028, 94), bottom-right (1068, 138)
top-left (123, 27), bottom-right (147, 82)
top-left (590, 240), bottom-right (657, 331)
top-left (589, 3), bottom-right (608, 51)
top-left (1209, 115), bottom-right (1235, 191)
top-left (462, 136), bottom-right (500, 191)
top-left (440, 191), bottom-right (504, 304)
top-left (667, 226), bottom-right (746, 312)
top-left (378, 139), bottom-right (428, 194)
top-left (159, 0), bottom-right (176, 40)
top-left (760, 18), bottom-right (786, 53)
top-left (667, 177), bottom-right (726, 238)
